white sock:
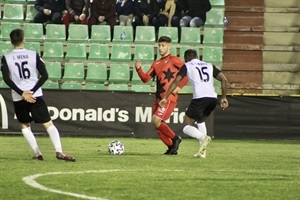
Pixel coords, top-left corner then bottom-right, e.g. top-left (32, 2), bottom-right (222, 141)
top-left (21, 127), bottom-right (42, 156)
top-left (197, 122), bottom-right (207, 145)
top-left (47, 125), bottom-right (62, 153)
top-left (183, 125), bottom-right (205, 141)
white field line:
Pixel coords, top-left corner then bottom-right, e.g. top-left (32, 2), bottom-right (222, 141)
top-left (22, 170), bottom-right (126, 200)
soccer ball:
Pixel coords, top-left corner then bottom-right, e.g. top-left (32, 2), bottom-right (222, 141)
top-left (108, 140), bottom-right (125, 155)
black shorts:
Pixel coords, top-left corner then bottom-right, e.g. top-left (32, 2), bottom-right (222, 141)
top-left (13, 97), bottom-right (51, 124)
top-left (185, 97), bottom-right (218, 123)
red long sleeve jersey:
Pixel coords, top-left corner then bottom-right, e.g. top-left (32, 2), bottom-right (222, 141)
top-left (137, 54), bottom-right (188, 101)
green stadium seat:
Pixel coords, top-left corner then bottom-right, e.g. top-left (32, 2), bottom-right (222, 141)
top-left (0, 41), bottom-right (13, 54)
top-left (61, 82), bottom-right (82, 90)
top-left (0, 22), bottom-right (21, 41)
top-left (67, 24), bottom-right (89, 42)
top-left (43, 81), bottom-right (59, 90)
top-left (110, 44), bottom-right (132, 62)
top-left (42, 42), bottom-right (64, 60)
top-left (65, 43), bottom-right (87, 60)
top-left (202, 46), bottom-right (223, 65)
top-left (44, 24), bottom-right (66, 41)
top-left (2, 4), bottom-right (24, 21)
top-left (86, 63), bottom-right (107, 82)
top-left (44, 61), bottom-right (62, 81)
top-left (109, 63), bottom-right (130, 83)
top-left (90, 25), bottom-right (111, 43)
top-left (0, 81), bottom-right (9, 88)
top-left (88, 44), bottom-right (109, 60)
top-left (203, 27), bottom-right (223, 46)
top-left (158, 27), bottom-right (179, 43)
top-left (62, 62), bottom-right (85, 81)
top-left (134, 26), bottom-right (156, 44)
top-left (134, 45), bottom-right (155, 62)
top-left (113, 25), bottom-right (134, 43)
top-left (131, 64), bottom-right (151, 83)
top-left (210, 0), bottom-right (225, 7)
top-left (85, 83), bottom-right (106, 90)
top-left (178, 85), bottom-right (193, 94)
top-left (205, 9), bottom-right (225, 27)
top-left (24, 23), bottom-right (44, 42)
top-left (24, 42), bottom-right (41, 54)
top-left (131, 84), bottom-right (152, 93)
top-left (180, 27), bottom-right (201, 45)
top-left (25, 4), bottom-right (38, 22)
top-left (108, 84), bottom-right (129, 91)
top-left (4, 0), bottom-right (26, 3)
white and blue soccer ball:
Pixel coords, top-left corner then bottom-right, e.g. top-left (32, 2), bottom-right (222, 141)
top-left (108, 140), bottom-right (125, 155)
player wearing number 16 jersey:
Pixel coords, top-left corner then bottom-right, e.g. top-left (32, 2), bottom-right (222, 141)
top-left (159, 49), bottom-right (229, 158)
top-left (1, 29), bottom-right (75, 161)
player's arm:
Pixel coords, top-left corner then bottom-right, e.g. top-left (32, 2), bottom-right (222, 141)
top-left (1, 56), bottom-right (23, 95)
top-left (171, 57), bottom-right (189, 93)
top-left (159, 65), bottom-right (187, 107)
top-left (214, 65), bottom-right (229, 110)
top-left (134, 60), bottom-right (154, 83)
top-left (30, 54), bottom-right (48, 93)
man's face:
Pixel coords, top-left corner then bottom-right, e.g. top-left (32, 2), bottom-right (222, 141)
top-left (158, 42), bottom-right (170, 57)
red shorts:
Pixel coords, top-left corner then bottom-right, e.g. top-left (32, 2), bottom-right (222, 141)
top-left (153, 99), bottom-right (177, 121)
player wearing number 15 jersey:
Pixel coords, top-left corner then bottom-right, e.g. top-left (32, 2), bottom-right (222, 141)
top-left (159, 49), bottom-right (229, 158)
top-left (1, 29), bottom-right (75, 161)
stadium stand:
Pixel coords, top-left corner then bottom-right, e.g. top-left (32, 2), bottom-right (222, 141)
top-left (65, 43), bottom-right (87, 60)
top-left (134, 45), bottom-right (155, 62)
top-left (0, 22), bottom-right (21, 40)
top-left (24, 23), bottom-right (44, 42)
top-left (113, 25), bottom-right (134, 43)
top-left (2, 3), bottom-right (24, 21)
top-left (88, 44), bottom-right (110, 61)
top-left (44, 24), bottom-right (66, 41)
top-left (67, 24), bottom-right (89, 42)
top-left (180, 27), bottom-right (201, 45)
top-left (110, 44), bottom-right (132, 62)
top-left (134, 26), bottom-right (156, 44)
top-left (158, 26), bottom-right (179, 43)
top-left (109, 63), bottom-right (130, 83)
top-left (90, 25), bottom-right (111, 43)
top-left (42, 42), bottom-right (64, 60)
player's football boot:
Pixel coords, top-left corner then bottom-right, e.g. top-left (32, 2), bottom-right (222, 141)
top-left (194, 148), bottom-right (206, 158)
top-left (56, 152), bottom-right (76, 162)
top-left (169, 136), bottom-right (182, 154)
top-left (32, 155), bottom-right (44, 161)
top-left (195, 136), bottom-right (211, 158)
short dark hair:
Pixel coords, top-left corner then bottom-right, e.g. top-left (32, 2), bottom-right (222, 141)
top-left (184, 49), bottom-right (198, 62)
top-left (158, 36), bottom-right (172, 43)
top-left (10, 29), bottom-right (24, 46)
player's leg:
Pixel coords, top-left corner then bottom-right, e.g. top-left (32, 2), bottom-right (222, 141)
top-left (14, 101), bottom-right (43, 160)
top-left (153, 100), bottom-right (182, 154)
top-left (31, 98), bottom-right (75, 162)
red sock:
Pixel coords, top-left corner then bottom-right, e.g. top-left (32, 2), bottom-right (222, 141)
top-left (157, 122), bottom-right (176, 140)
top-left (157, 130), bottom-right (172, 146)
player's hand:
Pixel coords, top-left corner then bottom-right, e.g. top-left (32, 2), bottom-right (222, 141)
top-left (172, 86), bottom-right (181, 95)
top-left (135, 60), bottom-right (142, 70)
top-left (159, 98), bottom-right (167, 108)
top-left (220, 98), bottom-right (228, 110)
top-left (74, 15), bottom-right (79, 21)
top-left (22, 91), bottom-right (36, 103)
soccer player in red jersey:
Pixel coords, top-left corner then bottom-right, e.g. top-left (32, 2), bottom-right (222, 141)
top-left (134, 36), bottom-right (188, 155)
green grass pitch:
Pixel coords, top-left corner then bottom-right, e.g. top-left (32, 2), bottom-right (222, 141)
top-left (0, 136), bottom-right (299, 200)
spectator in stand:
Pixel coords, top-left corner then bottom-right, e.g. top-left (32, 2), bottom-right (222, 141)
top-left (179, 0), bottom-right (211, 27)
top-left (133, 0), bottom-right (160, 31)
top-left (34, 0), bottom-right (66, 24)
top-left (62, 0), bottom-right (90, 30)
top-left (116, 0), bottom-right (135, 26)
top-left (89, 0), bottom-right (116, 28)
top-left (170, 0), bottom-right (185, 27)
top-left (158, 0), bottom-right (176, 27)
